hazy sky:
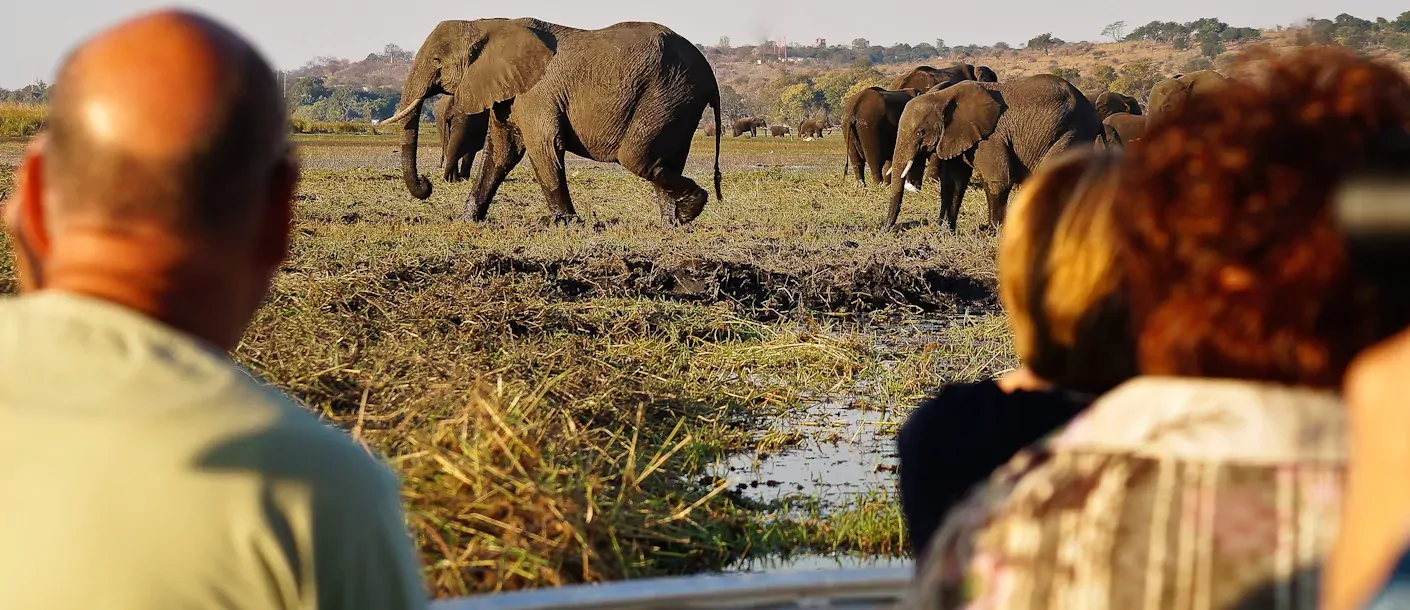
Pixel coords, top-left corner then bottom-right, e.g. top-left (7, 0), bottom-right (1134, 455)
top-left (1, 1), bottom-right (1404, 87)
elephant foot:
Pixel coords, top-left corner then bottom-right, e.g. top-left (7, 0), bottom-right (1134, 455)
top-left (674, 186), bottom-right (708, 224)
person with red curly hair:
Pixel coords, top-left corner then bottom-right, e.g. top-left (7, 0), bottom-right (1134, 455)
top-left (900, 46), bottom-right (1410, 610)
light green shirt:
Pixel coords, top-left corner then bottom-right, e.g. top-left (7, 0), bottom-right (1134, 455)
top-left (0, 291), bottom-right (427, 609)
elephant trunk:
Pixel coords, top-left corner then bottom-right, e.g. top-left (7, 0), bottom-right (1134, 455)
top-left (388, 55), bottom-right (441, 200)
top-left (399, 98), bottom-right (432, 200)
top-left (885, 133), bottom-right (922, 227)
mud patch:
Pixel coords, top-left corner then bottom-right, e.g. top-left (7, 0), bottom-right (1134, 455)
top-left (473, 253), bottom-right (997, 318)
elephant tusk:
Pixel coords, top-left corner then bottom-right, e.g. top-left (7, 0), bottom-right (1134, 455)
top-left (381, 103), bottom-right (418, 125)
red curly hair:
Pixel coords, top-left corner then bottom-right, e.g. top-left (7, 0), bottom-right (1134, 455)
top-left (1116, 46), bottom-right (1410, 387)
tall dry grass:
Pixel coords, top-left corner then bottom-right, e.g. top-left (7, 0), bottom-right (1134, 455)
top-left (0, 103), bottom-right (45, 138)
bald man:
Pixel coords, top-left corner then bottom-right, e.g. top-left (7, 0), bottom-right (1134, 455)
top-left (0, 10), bottom-right (426, 609)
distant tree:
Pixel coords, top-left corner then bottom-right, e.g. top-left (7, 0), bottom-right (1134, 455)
top-left (1027, 33), bottom-right (1062, 55)
top-left (382, 44), bottom-right (412, 62)
top-left (852, 38), bottom-right (870, 51)
top-left (1102, 21), bottom-right (1126, 42)
top-left (994, 41), bottom-right (1012, 51)
top-left (1397, 12), bottom-right (1410, 32)
top-left (1197, 24), bottom-right (1226, 58)
top-left (1172, 35), bottom-right (1191, 50)
top-left (775, 82), bottom-right (827, 123)
top-left (718, 84), bottom-right (747, 119)
top-left (718, 36), bottom-right (731, 48)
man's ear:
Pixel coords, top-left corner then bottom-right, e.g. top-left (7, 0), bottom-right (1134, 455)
top-left (5, 136), bottom-right (53, 291)
top-left (256, 154), bottom-right (297, 270)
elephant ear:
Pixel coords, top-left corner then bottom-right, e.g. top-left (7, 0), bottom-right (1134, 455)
top-left (453, 21), bottom-right (555, 116)
top-left (935, 82), bottom-right (1004, 160)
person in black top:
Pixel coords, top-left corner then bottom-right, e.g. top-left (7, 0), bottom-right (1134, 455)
top-left (897, 149), bottom-right (1136, 561)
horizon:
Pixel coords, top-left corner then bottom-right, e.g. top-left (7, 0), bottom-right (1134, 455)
top-left (0, 1), bottom-right (1404, 88)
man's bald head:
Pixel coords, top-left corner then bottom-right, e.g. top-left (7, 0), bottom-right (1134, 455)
top-left (46, 10), bottom-right (289, 235)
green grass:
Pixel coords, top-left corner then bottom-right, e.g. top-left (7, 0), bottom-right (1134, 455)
top-left (0, 133), bottom-right (1017, 596)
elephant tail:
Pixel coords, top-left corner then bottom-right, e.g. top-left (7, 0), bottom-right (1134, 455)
top-left (712, 90), bottom-right (723, 202)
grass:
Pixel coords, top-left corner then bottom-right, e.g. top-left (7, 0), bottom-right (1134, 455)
top-left (0, 103), bottom-right (45, 138)
top-left (0, 132), bottom-right (1017, 597)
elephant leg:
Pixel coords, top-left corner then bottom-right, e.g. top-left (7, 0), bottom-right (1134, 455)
top-left (847, 142), bottom-right (866, 186)
top-left (464, 111), bottom-right (524, 222)
top-left (924, 153), bottom-right (943, 185)
top-left (974, 144), bottom-right (1014, 232)
top-left (442, 114), bottom-right (472, 183)
top-left (626, 139), bottom-right (705, 226)
top-left (939, 161), bottom-right (973, 234)
top-left (863, 135), bottom-right (887, 186)
top-left (523, 130), bottom-right (576, 224)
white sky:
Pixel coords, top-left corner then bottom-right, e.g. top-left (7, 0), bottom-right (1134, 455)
top-left (1, 1), bottom-right (1403, 88)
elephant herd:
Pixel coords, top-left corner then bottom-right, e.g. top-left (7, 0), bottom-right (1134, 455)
top-left (707, 116), bottom-right (834, 139)
top-left (380, 19), bottom-right (1226, 232)
top-left (842, 63), bottom-right (1230, 232)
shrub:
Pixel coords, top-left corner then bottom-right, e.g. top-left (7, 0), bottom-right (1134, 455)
top-left (1110, 60), bottom-right (1163, 101)
top-left (1179, 57), bottom-right (1214, 73)
top-left (289, 119), bottom-right (388, 135)
top-left (0, 103), bottom-right (46, 138)
top-left (1051, 67), bottom-right (1081, 83)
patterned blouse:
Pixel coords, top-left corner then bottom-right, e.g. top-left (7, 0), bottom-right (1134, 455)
top-left (900, 377), bottom-right (1346, 610)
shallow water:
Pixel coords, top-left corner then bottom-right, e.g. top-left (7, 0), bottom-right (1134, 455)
top-left (727, 552), bottom-right (912, 573)
top-left (708, 396), bottom-right (899, 508)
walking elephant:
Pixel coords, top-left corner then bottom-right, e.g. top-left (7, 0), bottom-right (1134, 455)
top-left (1147, 70), bottom-right (1227, 123)
top-left (733, 117), bottom-right (768, 137)
top-left (889, 64), bottom-right (998, 91)
top-left (886, 74), bottom-right (1101, 231)
top-left (433, 95), bottom-right (489, 183)
top-left (842, 87), bottom-right (923, 187)
top-left (770, 125), bottom-right (790, 137)
top-left (703, 122), bottom-right (717, 137)
top-left (1087, 91), bottom-right (1142, 120)
top-left (381, 18), bottom-right (723, 226)
top-left (798, 118), bottom-right (829, 138)
top-left (1097, 112), bottom-right (1147, 149)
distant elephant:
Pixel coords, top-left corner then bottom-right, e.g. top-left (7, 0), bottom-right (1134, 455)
top-left (770, 125), bottom-right (791, 137)
top-left (434, 95), bottom-right (489, 183)
top-left (733, 117), bottom-right (768, 137)
top-left (1086, 91), bottom-right (1142, 120)
top-left (703, 122), bottom-right (718, 137)
top-left (889, 64), bottom-right (998, 91)
top-left (799, 118), bottom-right (829, 138)
top-left (842, 86), bottom-right (923, 186)
top-left (1147, 70), bottom-right (1227, 123)
top-left (887, 75), bottom-right (1102, 231)
top-left (382, 18), bottom-right (722, 226)
top-left (1098, 112), bottom-right (1147, 149)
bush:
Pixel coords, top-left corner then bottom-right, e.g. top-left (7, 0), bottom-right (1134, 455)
top-left (1110, 60), bottom-right (1163, 101)
top-left (290, 119), bottom-right (387, 135)
top-left (1050, 67), bottom-right (1081, 83)
top-left (0, 103), bottom-right (46, 138)
top-left (1179, 57), bottom-right (1214, 73)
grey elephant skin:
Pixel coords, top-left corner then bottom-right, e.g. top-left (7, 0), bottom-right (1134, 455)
top-left (1086, 91), bottom-right (1142, 120)
top-left (798, 119), bottom-right (829, 138)
top-left (383, 18), bottom-right (723, 226)
top-left (1098, 112), bottom-right (1147, 149)
top-left (1147, 70), bottom-right (1227, 123)
top-left (434, 95), bottom-right (489, 183)
top-left (890, 64), bottom-right (998, 91)
top-left (733, 117), bottom-right (768, 137)
top-left (842, 87), bottom-right (923, 186)
top-left (887, 74), bottom-right (1101, 231)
